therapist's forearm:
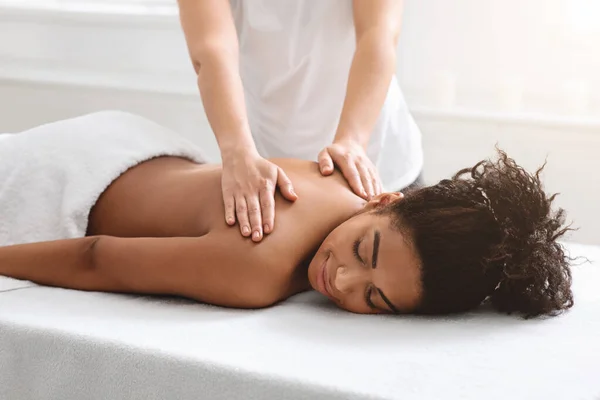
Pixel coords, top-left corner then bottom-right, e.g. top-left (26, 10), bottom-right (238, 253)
top-left (334, 29), bottom-right (397, 148)
top-left (177, 0), bottom-right (256, 160)
top-left (196, 51), bottom-right (257, 159)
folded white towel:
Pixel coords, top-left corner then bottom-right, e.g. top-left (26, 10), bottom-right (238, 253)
top-left (0, 111), bottom-right (205, 248)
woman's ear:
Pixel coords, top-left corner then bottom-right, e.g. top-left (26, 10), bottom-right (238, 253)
top-left (364, 192), bottom-right (404, 211)
top-left (378, 192), bottom-right (404, 207)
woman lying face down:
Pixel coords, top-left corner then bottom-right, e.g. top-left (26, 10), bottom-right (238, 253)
top-left (308, 150), bottom-right (573, 317)
top-left (0, 126), bottom-right (573, 318)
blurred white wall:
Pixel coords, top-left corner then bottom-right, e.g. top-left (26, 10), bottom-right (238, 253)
top-left (0, 0), bottom-right (599, 243)
top-left (399, 0), bottom-right (600, 115)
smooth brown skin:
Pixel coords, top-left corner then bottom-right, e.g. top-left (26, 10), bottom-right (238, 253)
top-left (0, 157), bottom-right (421, 313)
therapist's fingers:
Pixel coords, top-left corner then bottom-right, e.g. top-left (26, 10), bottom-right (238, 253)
top-left (259, 183), bottom-right (275, 235)
top-left (245, 195), bottom-right (264, 242)
top-left (318, 149), bottom-right (335, 176)
top-left (235, 196), bottom-right (252, 237)
top-left (357, 163), bottom-right (375, 199)
top-left (367, 166), bottom-right (383, 197)
top-left (223, 193), bottom-right (236, 226)
top-left (277, 167), bottom-right (298, 202)
top-left (373, 175), bottom-right (383, 196)
top-left (339, 160), bottom-right (367, 199)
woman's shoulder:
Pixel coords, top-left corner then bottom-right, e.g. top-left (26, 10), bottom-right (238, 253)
top-left (265, 157), bottom-right (364, 256)
top-left (270, 158), bottom-right (319, 173)
top-left (269, 158), bottom-right (352, 189)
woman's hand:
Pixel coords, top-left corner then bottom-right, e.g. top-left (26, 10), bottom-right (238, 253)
top-left (222, 151), bottom-right (297, 242)
top-left (318, 139), bottom-right (382, 199)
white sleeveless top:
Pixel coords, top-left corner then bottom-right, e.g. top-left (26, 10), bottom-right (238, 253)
top-left (229, 0), bottom-right (423, 190)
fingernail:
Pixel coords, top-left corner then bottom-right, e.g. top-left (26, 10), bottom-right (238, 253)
top-left (242, 226), bottom-right (250, 235)
top-left (253, 231), bottom-right (261, 240)
top-left (227, 217), bottom-right (234, 225)
top-left (263, 224), bottom-right (270, 233)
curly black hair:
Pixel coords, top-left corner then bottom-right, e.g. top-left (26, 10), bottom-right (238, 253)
top-left (383, 149), bottom-right (573, 318)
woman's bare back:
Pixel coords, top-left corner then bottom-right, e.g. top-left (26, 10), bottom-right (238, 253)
top-left (87, 157), bottom-right (222, 238)
top-left (0, 155), bottom-right (364, 307)
top-left (87, 156), bottom-right (366, 296)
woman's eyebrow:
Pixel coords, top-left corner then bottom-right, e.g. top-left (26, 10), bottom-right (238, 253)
top-left (371, 230), bottom-right (380, 269)
top-left (371, 230), bottom-right (399, 313)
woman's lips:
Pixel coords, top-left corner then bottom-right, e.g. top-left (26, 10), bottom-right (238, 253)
top-left (317, 253), bottom-right (334, 300)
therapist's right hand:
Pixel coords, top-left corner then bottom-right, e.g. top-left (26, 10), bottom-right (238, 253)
top-left (221, 151), bottom-right (297, 242)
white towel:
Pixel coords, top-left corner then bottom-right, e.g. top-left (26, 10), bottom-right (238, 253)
top-left (0, 111), bottom-right (205, 247)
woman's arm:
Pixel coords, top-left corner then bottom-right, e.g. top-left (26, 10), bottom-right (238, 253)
top-left (0, 234), bottom-right (282, 308)
top-left (177, 0), bottom-right (297, 241)
top-left (318, 0), bottom-right (404, 198)
top-left (0, 237), bottom-right (99, 291)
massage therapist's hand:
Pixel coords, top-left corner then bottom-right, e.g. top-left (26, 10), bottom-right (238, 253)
top-left (318, 139), bottom-right (382, 200)
top-left (222, 149), bottom-right (297, 242)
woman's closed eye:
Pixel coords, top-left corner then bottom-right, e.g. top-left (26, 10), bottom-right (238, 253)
top-left (364, 284), bottom-right (376, 310)
top-left (353, 237), bottom-right (364, 264)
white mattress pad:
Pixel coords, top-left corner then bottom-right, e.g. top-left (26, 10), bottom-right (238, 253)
top-left (1, 242), bottom-right (599, 400)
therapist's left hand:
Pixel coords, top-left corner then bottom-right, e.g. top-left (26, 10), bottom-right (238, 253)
top-left (318, 139), bottom-right (382, 200)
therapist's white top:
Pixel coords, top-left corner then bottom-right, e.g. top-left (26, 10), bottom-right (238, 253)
top-left (229, 0), bottom-right (423, 190)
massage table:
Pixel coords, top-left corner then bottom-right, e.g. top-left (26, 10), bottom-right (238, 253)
top-left (1, 242), bottom-right (599, 400)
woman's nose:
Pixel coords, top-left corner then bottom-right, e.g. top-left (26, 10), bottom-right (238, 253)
top-left (334, 265), bottom-right (366, 294)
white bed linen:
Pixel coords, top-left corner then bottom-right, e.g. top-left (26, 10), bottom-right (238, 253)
top-left (1, 242), bottom-right (599, 400)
